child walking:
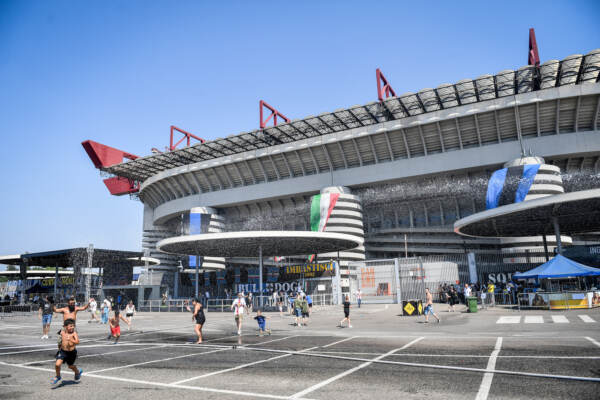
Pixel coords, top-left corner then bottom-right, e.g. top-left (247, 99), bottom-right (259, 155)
top-left (254, 310), bottom-right (271, 336)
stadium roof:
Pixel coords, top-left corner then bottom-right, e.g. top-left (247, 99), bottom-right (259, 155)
top-left (0, 248), bottom-right (157, 268)
top-left (104, 51), bottom-right (600, 182)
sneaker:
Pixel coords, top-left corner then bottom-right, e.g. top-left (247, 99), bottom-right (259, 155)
top-left (237, 330), bottom-right (241, 336)
top-left (41, 335), bottom-right (45, 340)
top-left (349, 325), bottom-right (353, 328)
top-left (51, 376), bottom-right (62, 384)
top-left (437, 319), bottom-right (441, 323)
top-left (74, 369), bottom-right (82, 380)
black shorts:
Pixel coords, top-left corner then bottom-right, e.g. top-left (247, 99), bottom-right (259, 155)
top-left (302, 312), bottom-right (309, 318)
top-left (126, 313), bottom-right (133, 318)
top-left (308, 303), bottom-right (312, 308)
top-left (344, 310), bottom-right (350, 318)
top-left (56, 349), bottom-right (77, 366)
top-left (195, 315), bottom-right (206, 325)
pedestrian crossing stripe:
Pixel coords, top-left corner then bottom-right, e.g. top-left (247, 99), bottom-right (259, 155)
top-left (496, 315), bottom-right (597, 324)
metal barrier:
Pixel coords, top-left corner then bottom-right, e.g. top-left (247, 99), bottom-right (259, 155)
top-left (138, 294), bottom-right (335, 313)
top-left (0, 305), bottom-right (34, 319)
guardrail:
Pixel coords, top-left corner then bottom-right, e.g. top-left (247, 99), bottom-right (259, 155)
top-left (0, 305), bottom-right (34, 319)
top-left (138, 294), bottom-right (335, 313)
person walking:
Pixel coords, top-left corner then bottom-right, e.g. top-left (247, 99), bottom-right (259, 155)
top-left (423, 288), bottom-right (441, 323)
top-left (204, 290), bottom-right (210, 308)
top-left (464, 284), bottom-right (472, 299)
top-left (487, 282), bottom-right (496, 307)
top-left (293, 294), bottom-right (303, 327)
top-left (186, 298), bottom-right (206, 344)
top-left (101, 297), bottom-right (111, 324)
top-left (301, 295), bottom-right (310, 326)
top-left (124, 300), bottom-right (136, 330)
top-left (355, 288), bottom-right (362, 308)
top-left (339, 295), bottom-right (352, 328)
top-left (248, 292), bottom-right (253, 313)
top-left (38, 295), bottom-right (53, 339)
top-left (87, 297), bottom-right (99, 323)
top-left (306, 293), bottom-right (313, 315)
top-left (231, 293), bottom-right (247, 335)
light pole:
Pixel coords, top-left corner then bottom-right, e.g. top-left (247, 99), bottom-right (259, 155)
top-left (86, 244), bottom-right (94, 301)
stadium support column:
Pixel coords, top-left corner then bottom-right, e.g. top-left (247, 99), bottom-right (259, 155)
top-left (553, 217), bottom-right (562, 255)
top-left (259, 245), bottom-right (263, 308)
top-left (195, 255), bottom-right (199, 299)
top-left (54, 263), bottom-right (58, 299)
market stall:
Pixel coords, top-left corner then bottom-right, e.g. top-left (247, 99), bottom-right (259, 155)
top-left (513, 255), bottom-right (600, 309)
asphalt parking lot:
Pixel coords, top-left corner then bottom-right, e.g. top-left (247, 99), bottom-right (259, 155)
top-left (0, 304), bottom-right (598, 399)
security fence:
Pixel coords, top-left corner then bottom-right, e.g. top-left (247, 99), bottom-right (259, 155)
top-left (350, 250), bottom-right (562, 304)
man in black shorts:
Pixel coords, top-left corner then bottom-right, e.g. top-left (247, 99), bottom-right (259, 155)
top-left (339, 295), bottom-right (352, 328)
top-left (52, 319), bottom-right (82, 384)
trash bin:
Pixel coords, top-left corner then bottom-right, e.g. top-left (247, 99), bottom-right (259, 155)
top-left (402, 299), bottom-right (423, 316)
top-left (467, 296), bottom-right (478, 313)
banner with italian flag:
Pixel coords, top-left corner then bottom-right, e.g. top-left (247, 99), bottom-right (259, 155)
top-left (308, 193), bottom-right (339, 261)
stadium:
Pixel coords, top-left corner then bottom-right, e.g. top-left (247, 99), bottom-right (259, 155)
top-left (83, 31), bottom-right (600, 299)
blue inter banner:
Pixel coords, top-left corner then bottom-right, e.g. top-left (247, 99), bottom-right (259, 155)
top-left (486, 164), bottom-right (540, 209)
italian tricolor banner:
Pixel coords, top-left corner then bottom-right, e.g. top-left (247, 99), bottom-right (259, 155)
top-left (308, 193), bottom-right (339, 261)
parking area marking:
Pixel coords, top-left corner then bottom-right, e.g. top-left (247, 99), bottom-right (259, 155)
top-left (0, 360), bottom-right (295, 400)
top-left (171, 343), bottom-right (319, 385)
top-left (497, 316), bottom-right (520, 324)
top-left (579, 315), bottom-right (596, 323)
top-left (524, 316), bottom-right (544, 324)
top-left (585, 336), bottom-right (600, 348)
top-left (288, 336), bottom-right (425, 399)
top-left (475, 337), bottom-right (502, 400)
top-left (321, 336), bottom-right (357, 348)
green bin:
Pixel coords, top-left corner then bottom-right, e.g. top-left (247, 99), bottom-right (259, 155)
top-left (467, 296), bottom-right (478, 313)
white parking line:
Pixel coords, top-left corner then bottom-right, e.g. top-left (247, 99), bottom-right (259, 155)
top-left (496, 316), bottom-right (520, 324)
top-left (86, 348), bottom-right (227, 374)
top-left (87, 334), bottom-right (291, 375)
top-left (579, 315), bottom-right (596, 323)
top-left (171, 344), bottom-right (317, 385)
top-left (551, 315), bottom-right (569, 323)
top-left (21, 344), bottom-right (169, 365)
top-left (288, 336), bottom-right (425, 399)
top-left (0, 361), bottom-right (291, 399)
top-left (585, 336), bottom-right (600, 348)
top-left (321, 336), bottom-right (356, 348)
top-left (524, 316), bottom-right (544, 324)
top-left (475, 337), bottom-right (503, 400)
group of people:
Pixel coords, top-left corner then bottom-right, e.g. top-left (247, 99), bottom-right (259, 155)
top-left (35, 295), bottom-right (138, 385)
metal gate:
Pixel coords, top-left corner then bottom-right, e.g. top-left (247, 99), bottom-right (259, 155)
top-left (350, 259), bottom-right (398, 303)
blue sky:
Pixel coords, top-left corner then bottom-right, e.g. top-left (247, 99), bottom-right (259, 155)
top-left (0, 0), bottom-right (599, 257)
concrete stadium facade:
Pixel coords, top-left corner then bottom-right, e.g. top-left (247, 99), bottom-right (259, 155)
top-left (91, 50), bottom-right (600, 292)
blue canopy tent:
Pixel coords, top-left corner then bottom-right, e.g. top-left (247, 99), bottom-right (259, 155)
top-left (513, 255), bottom-right (600, 280)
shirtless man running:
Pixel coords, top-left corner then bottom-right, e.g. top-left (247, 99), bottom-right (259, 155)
top-left (53, 296), bottom-right (94, 323)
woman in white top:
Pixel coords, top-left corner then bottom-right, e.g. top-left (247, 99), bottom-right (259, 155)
top-left (88, 298), bottom-right (99, 323)
top-left (124, 300), bottom-right (136, 330)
